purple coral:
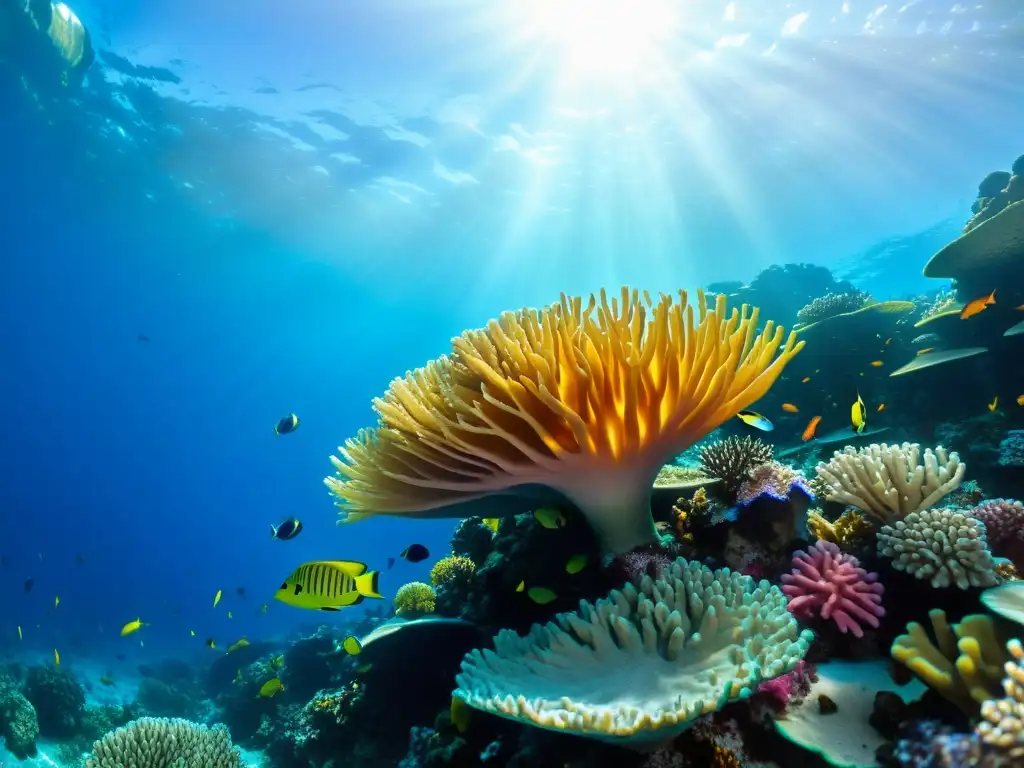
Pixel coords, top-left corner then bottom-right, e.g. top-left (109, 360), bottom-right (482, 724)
top-left (969, 498), bottom-right (1024, 567)
top-left (780, 540), bottom-right (885, 638)
top-left (736, 460), bottom-right (813, 506)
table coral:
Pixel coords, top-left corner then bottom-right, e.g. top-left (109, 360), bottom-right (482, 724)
top-left (780, 540), bottom-right (885, 638)
top-left (326, 287), bottom-right (803, 554)
top-left (453, 557), bottom-right (812, 747)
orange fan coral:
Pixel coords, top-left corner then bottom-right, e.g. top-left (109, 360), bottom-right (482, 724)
top-left (326, 287), bottom-right (803, 553)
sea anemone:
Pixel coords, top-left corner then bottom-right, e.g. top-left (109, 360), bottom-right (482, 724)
top-left (326, 288), bottom-right (802, 554)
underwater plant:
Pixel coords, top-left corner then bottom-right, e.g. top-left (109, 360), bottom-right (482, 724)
top-left (325, 288), bottom-right (803, 554)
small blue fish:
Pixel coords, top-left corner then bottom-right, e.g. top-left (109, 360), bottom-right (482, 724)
top-left (736, 410), bottom-right (774, 432)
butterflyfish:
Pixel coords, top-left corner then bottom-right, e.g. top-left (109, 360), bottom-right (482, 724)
top-left (961, 290), bottom-right (996, 319)
top-left (342, 636), bottom-right (362, 655)
top-left (533, 507), bottom-right (566, 529)
top-left (482, 518), bottom-right (500, 533)
top-left (270, 518), bottom-right (302, 541)
top-left (736, 410), bottom-right (774, 431)
top-left (273, 414), bottom-right (299, 435)
top-left (851, 393), bottom-right (867, 434)
top-left (275, 560), bottom-right (383, 611)
top-left (565, 555), bottom-right (588, 574)
top-left (270, 655), bottom-right (285, 670)
top-left (259, 678), bottom-right (285, 698)
top-left (205, 637), bottom-right (216, 649)
top-left (227, 611), bottom-right (233, 619)
top-left (801, 416), bottom-right (821, 442)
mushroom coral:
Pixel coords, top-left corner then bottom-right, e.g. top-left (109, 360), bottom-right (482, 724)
top-left (453, 558), bottom-right (812, 747)
top-left (326, 288), bottom-right (803, 553)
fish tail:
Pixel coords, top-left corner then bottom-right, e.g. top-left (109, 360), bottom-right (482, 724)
top-left (270, 524), bottom-right (278, 539)
top-left (354, 570), bottom-right (382, 599)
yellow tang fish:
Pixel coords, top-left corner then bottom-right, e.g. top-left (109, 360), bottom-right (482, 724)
top-left (482, 518), bottom-right (500, 533)
top-left (527, 587), bottom-right (558, 605)
top-left (259, 678), bottom-right (285, 698)
top-left (565, 555), bottom-right (588, 575)
top-left (450, 696), bottom-right (472, 734)
top-left (533, 507), bottom-right (566, 530)
top-left (54, 648), bottom-right (60, 666)
top-left (270, 655), bottom-right (285, 671)
top-left (213, 590), bottom-right (223, 608)
top-left (342, 636), bottom-right (362, 655)
top-left (121, 618), bottom-right (146, 637)
top-left (988, 397), bottom-right (999, 413)
top-left (227, 638), bottom-right (250, 653)
top-left (851, 393), bottom-right (867, 434)
top-left (275, 561), bottom-right (383, 611)
top-left (515, 580), bottom-right (525, 592)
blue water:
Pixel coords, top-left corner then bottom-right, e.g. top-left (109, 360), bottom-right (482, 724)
top-left (1, 0), bottom-right (1022, 672)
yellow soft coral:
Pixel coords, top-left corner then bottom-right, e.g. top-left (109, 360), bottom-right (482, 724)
top-left (393, 582), bottom-right (436, 616)
top-left (807, 509), bottom-right (874, 547)
top-left (326, 287), bottom-right (803, 554)
top-left (669, 487), bottom-right (709, 543)
top-left (430, 556), bottom-right (476, 588)
top-left (891, 609), bottom-right (1009, 714)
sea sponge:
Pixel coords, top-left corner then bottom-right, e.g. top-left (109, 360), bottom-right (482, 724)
top-left (430, 555), bottom-right (476, 588)
top-left (393, 582), bottom-right (436, 616)
top-left (325, 288), bottom-right (803, 554)
top-left (977, 638), bottom-right (1024, 758)
top-left (697, 436), bottom-right (774, 498)
top-left (84, 717), bottom-right (242, 768)
top-left (814, 442), bottom-right (965, 525)
top-left (453, 557), bottom-right (812, 747)
top-left (781, 540), bottom-right (884, 638)
top-left (891, 610), bottom-right (1008, 715)
top-left (876, 508), bottom-right (1000, 590)
top-left (736, 461), bottom-right (811, 507)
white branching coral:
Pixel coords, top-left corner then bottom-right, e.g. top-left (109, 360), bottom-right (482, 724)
top-left (453, 558), bottom-right (813, 747)
top-left (85, 717), bottom-right (242, 768)
top-left (877, 509), bottom-right (1000, 590)
top-left (815, 442), bottom-right (965, 524)
top-left (977, 638), bottom-right (1024, 758)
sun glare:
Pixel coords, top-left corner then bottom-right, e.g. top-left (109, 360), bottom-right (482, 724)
top-left (531, 0), bottom-right (676, 76)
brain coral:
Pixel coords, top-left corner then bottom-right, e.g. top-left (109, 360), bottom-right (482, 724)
top-left (325, 288), bottom-right (803, 554)
top-left (453, 557), bottom-right (812, 747)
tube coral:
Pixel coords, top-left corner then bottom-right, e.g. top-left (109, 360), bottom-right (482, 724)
top-left (326, 288), bottom-right (803, 553)
top-left (780, 540), bottom-right (884, 638)
top-left (453, 557), bottom-right (812, 747)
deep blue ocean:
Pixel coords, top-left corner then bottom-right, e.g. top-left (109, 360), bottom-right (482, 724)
top-left (1, 1), bottom-right (1023, 763)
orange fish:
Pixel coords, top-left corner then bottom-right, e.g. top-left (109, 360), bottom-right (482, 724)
top-left (782, 403), bottom-right (799, 413)
top-left (1017, 394), bottom-right (1024, 406)
top-left (870, 360), bottom-right (884, 367)
top-left (877, 403), bottom-right (886, 413)
top-left (917, 347), bottom-right (935, 356)
top-left (988, 397), bottom-right (999, 412)
top-left (801, 377), bottom-right (811, 384)
top-left (960, 290), bottom-right (996, 319)
top-left (801, 416), bottom-right (822, 442)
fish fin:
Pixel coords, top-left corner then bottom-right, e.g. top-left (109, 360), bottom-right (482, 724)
top-left (327, 560), bottom-right (368, 577)
top-left (270, 524), bottom-right (278, 539)
top-left (319, 606), bottom-right (340, 612)
top-left (354, 570), bottom-right (382, 599)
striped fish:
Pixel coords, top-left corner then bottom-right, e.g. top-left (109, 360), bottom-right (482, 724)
top-left (274, 561), bottom-right (383, 611)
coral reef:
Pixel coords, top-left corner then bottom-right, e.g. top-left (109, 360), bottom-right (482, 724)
top-left (781, 540), bottom-right (885, 638)
top-left (806, 508), bottom-right (874, 548)
top-left (877, 508), bottom-right (1001, 589)
top-left (394, 581), bottom-right (437, 616)
top-left (970, 499), bottom-right (1024, 568)
top-left (998, 431), bottom-right (1024, 468)
top-left (795, 290), bottom-right (872, 326)
top-left (84, 717), bottom-right (242, 768)
top-left (453, 557), bottom-right (812, 746)
top-left (325, 288), bottom-right (803, 554)
top-left (697, 436), bottom-right (774, 499)
top-left (815, 442), bottom-right (966, 524)
top-left (736, 461), bottom-right (811, 507)
top-left (23, 664), bottom-right (86, 739)
top-left (0, 684), bottom-right (39, 760)
top-left (430, 555), bottom-right (477, 588)
top-left (977, 637), bottom-right (1024, 759)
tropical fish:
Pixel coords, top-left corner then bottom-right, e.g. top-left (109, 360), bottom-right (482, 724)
top-left (121, 618), bottom-right (146, 637)
top-left (801, 377), bottom-right (811, 383)
top-left (24, 578), bottom-right (33, 594)
top-left (17, 626), bottom-right (22, 641)
top-left (533, 507), bottom-right (567, 530)
top-left (54, 649), bottom-right (60, 666)
top-left (54, 595), bottom-right (59, 608)
top-left (269, 655), bottom-right (285, 671)
top-left (527, 587), bottom-right (558, 605)
top-left (516, 580), bottom-right (525, 592)
top-left (261, 603), bottom-right (269, 614)
top-left (355, 663), bottom-right (373, 675)
top-left (884, 338), bottom-right (892, 346)
top-left (213, 590), bottom-right (223, 608)
top-left (988, 397), bottom-right (999, 413)
top-left (960, 290), bottom-right (996, 319)
top-left (236, 587), bottom-right (246, 599)
top-left (270, 518), bottom-right (303, 541)
top-left (450, 696), bottom-right (472, 734)
top-left (781, 403), bottom-right (799, 413)
top-left (205, 638), bottom-right (216, 649)
top-left (870, 360), bottom-right (884, 368)
top-left (916, 348), bottom-right (935, 356)
top-left (99, 674), bottom-right (115, 686)
top-left (877, 403), bottom-right (886, 413)
top-left (259, 678), bottom-right (285, 698)
top-left (400, 544), bottom-right (430, 563)
top-left (386, 558), bottom-right (396, 570)
top-left (342, 636), bottom-right (362, 655)
top-left (190, 630), bottom-right (196, 636)
top-left (482, 518), bottom-right (500, 533)
top-left (227, 611), bottom-right (233, 620)
top-left (275, 561), bottom-right (383, 611)
top-left (851, 393), bottom-right (867, 434)
top-left (273, 414), bottom-right (300, 435)
top-left (736, 410), bottom-right (774, 431)
top-left (565, 555), bottom-right (588, 575)
top-left (234, 670), bottom-right (243, 685)
top-left (227, 638), bottom-right (250, 653)
top-left (801, 416), bottom-right (821, 442)
top-left (1017, 394), bottom-right (1024, 406)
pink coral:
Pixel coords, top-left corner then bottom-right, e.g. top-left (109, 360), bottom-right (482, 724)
top-left (780, 540), bottom-right (885, 638)
top-left (969, 499), bottom-right (1024, 567)
top-left (757, 660), bottom-right (815, 710)
top-left (736, 460), bottom-right (812, 507)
